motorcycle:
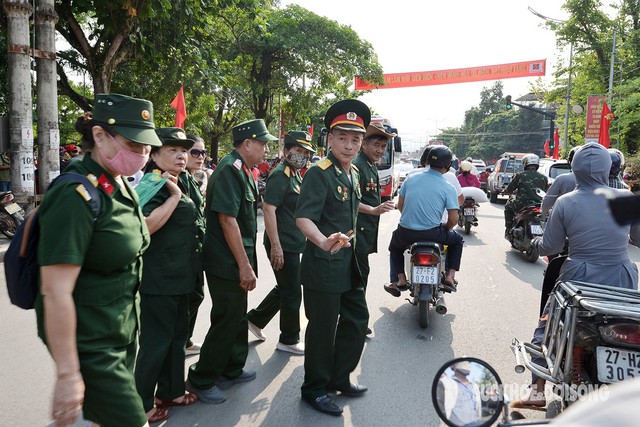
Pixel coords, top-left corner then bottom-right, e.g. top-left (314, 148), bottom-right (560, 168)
top-left (0, 190), bottom-right (24, 239)
top-left (457, 196), bottom-right (478, 235)
top-left (506, 200), bottom-right (544, 263)
top-left (512, 279), bottom-right (640, 418)
top-left (402, 241), bottom-right (449, 329)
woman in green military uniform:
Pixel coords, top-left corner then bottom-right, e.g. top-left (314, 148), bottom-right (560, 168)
top-left (134, 127), bottom-right (201, 422)
top-left (36, 94), bottom-right (162, 427)
top-left (246, 130), bottom-right (315, 355)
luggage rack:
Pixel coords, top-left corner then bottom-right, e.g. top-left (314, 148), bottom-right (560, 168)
top-left (512, 280), bottom-right (640, 402)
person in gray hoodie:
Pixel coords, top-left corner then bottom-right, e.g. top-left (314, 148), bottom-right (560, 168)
top-left (511, 142), bottom-right (640, 409)
top-left (540, 147), bottom-right (578, 217)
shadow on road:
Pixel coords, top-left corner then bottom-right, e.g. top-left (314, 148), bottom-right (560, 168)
top-left (502, 250), bottom-right (544, 291)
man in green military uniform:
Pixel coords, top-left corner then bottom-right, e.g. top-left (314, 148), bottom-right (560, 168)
top-left (187, 119), bottom-right (277, 404)
top-left (246, 130), bottom-right (315, 355)
top-left (296, 99), bottom-right (371, 416)
top-left (503, 153), bottom-right (548, 236)
top-left (353, 122), bottom-right (396, 335)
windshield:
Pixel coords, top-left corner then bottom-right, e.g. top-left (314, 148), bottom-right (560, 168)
top-left (550, 165), bottom-right (571, 179)
top-left (503, 159), bottom-right (523, 173)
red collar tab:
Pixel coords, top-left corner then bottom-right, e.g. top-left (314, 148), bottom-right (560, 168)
top-left (330, 112), bottom-right (365, 131)
top-left (98, 173), bottom-right (114, 195)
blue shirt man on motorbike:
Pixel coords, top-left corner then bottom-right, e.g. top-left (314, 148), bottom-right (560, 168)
top-left (385, 146), bottom-right (464, 296)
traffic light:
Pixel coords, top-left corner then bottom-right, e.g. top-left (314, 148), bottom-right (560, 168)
top-left (505, 95), bottom-right (512, 110)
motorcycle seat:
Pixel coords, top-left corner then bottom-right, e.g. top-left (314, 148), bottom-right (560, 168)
top-left (409, 241), bottom-right (444, 255)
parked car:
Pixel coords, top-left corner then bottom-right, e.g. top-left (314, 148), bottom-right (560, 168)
top-left (487, 153), bottom-right (526, 203)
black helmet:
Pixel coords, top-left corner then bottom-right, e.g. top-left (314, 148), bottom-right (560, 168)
top-left (428, 146), bottom-right (453, 169)
top-left (567, 146), bottom-right (579, 167)
top-left (608, 148), bottom-right (625, 176)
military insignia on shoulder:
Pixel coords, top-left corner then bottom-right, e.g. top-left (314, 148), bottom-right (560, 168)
top-left (86, 173), bottom-right (99, 187)
top-left (317, 158), bottom-right (332, 170)
top-left (284, 166), bottom-right (291, 177)
top-left (233, 159), bottom-right (242, 170)
top-left (75, 184), bottom-right (92, 201)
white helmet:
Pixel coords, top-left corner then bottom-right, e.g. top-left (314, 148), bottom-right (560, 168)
top-left (460, 160), bottom-right (473, 172)
top-left (522, 154), bottom-right (540, 170)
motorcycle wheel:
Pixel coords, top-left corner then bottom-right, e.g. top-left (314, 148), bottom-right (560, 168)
top-left (464, 222), bottom-right (472, 235)
top-left (489, 191), bottom-right (498, 203)
top-left (545, 399), bottom-right (564, 418)
top-left (525, 246), bottom-right (539, 263)
top-left (419, 300), bottom-right (429, 329)
top-left (0, 211), bottom-right (19, 239)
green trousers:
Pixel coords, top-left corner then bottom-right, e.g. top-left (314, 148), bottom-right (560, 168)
top-left (301, 287), bottom-right (369, 400)
top-left (187, 271), bottom-right (206, 346)
top-left (187, 274), bottom-right (248, 389)
top-left (135, 294), bottom-right (189, 411)
top-left (355, 249), bottom-right (371, 292)
top-left (81, 340), bottom-right (147, 427)
top-left (247, 247), bottom-right (302, 344)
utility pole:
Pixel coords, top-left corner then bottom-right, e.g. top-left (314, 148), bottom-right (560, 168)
top-left (35, 0), bottom-right (60, 190)
top-left (3, 0), bottom-right (36, 207)
top-left (608, 29), bottom-right (617, 104)
top-left (562, 43), bottom-right (573, 152)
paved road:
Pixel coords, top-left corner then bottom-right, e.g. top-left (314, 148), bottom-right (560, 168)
top-left (1, 199), bottom-right (639, 426)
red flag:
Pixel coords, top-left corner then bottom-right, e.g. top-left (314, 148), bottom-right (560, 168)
top-left (553, 129), bottom-right (560, 159)
top-left (309, 124), bottom-right (314, 137)
top-left (598, 101), bottom-right (613, 149)
top-left (543, 140), bottom-right (550, 157)
top-left (170, 86), bottom-right (187, 129)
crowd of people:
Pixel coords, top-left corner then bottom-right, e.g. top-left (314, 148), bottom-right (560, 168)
top-left (32, 92), bottom-right (640, 426)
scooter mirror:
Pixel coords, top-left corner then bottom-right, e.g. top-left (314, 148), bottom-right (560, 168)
top-left (431, 357), bottom-right (504, 427)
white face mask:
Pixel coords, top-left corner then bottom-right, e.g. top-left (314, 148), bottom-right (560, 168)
top-left (287, 152), bottom-right (308, 169)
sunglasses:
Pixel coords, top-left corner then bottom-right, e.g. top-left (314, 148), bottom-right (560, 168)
top-left (190, 149), bottom-right (207, 158)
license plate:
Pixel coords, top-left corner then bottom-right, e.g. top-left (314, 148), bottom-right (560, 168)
top-left (5, 202), bottom-right (21, 215)
top-left (412, 266), bottom-right (438, 285)
top-left (464, 208), bottom-right (475, 216)
top-left (596, 346), bottom-right (640, 383)
top-left (530, 224), bottom-right (543, 235)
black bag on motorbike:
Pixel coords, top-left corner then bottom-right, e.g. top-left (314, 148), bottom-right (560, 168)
top-left (5, 173), bottom-right (101, 309)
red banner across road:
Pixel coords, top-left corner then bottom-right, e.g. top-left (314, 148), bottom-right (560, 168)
top-left (354, 59), bottom-right (546, 90)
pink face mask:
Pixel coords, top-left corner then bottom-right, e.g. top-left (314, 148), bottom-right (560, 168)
top-left (104, 135), bottom-right (149, 176)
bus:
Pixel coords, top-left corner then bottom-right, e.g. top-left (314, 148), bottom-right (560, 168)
top-left (369, 115), bottom-right (402, 201)
top-left (317, 115), bottom-right (402, 200)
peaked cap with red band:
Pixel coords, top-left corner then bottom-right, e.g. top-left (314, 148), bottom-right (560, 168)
top-left (324, 99), bottom-right (371, 134)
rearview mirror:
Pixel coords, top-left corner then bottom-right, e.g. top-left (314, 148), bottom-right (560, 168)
top-left (394, 136), bottom-right (402, 153)
top-left (431, 357), bottom-right (504, 427)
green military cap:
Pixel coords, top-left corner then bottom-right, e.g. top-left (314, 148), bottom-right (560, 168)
top-left (155, 127), bottom-right (194, 149)
top-left (284, 130), bottom-right (315, 152)
top-left (324, 99), bottom-right (371, 133)
top-left (93, 93), bottom-right (162, 147)
top-left (233, 119), bottom-right (278, 143)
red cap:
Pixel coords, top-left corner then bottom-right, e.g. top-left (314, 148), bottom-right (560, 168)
top-left (66, 144), bottom-right (78, 152)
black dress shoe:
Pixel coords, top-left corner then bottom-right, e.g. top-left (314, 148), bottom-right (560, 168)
top-left (327, 383), bottom-right (368, 397)
top-left (303, 395), bottom-right (343, 416)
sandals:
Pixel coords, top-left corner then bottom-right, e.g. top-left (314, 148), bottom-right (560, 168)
top-left (384, 283), bottom-right (402, 297)
top-left (147, 407), bottom-right (171, 423)
top-left (441, 278), bottom-right (458, 293)
top-left (155, 392), bottom-right (199, 408)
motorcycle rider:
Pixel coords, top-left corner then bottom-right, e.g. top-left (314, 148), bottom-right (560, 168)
top-left (608, 148), bottom-right (629, 189)
top-left (385, 146), bottom-right (464, 296)
top-left (511, 142), bottom-right (640, 410)
top-left (541, 147), bottom-right (579, 217)
top-left (503, 154), bottom-right (548, 238)
top-left (456, 161), bottom-right (481, 188)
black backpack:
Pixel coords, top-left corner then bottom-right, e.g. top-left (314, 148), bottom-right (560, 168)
top-left (5, 173), bottom-right (101, 309)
